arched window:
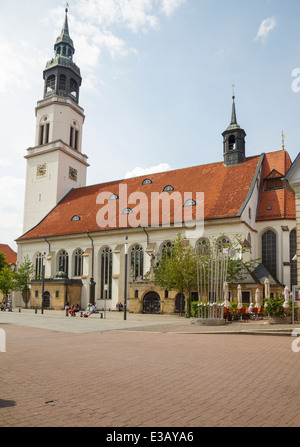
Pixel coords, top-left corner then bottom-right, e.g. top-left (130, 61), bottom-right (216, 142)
top-left (101, 247), bottom-right (112, 299)
top-left (196, 238), bottom-right (209, 255)
top-left (70, 78), bottom-right (78, 99)
top-left (58, 250), bottom-right (69, 276)
top-left (262, 230), bottom-right (277, 277)
top-left (161, 241), bottom-right (173, 257)
top-left (35, 253), bottom-right (44, 279)
top-left (46, 75), bottom-right (55, 93)
top-left (290, 229), bottom-right (297, 288)
top-left (217, 236), bottom-right (230, 251)
top-left (58, 74), bottom-right (67, 95)
top-left (229, 135), bottom-right (236, 150)
top-left (130, 245), bottom-right (144, 280)
top-left (74, 249), bottom-right (83, 277)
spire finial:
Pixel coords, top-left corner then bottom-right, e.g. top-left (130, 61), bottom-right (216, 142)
top-left (230, 84), bottom-right (237, 125)
top-left (65, 2), bottom-right (69, 13)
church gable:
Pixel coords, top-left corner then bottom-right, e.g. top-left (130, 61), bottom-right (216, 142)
top-left (257, 150), bottom-right (295, 221)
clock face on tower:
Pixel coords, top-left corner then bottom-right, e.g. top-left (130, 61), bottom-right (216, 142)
top-left (36, 163), bottom-right (46, 178)
top-left (69, 166), bottom-right (78, 182)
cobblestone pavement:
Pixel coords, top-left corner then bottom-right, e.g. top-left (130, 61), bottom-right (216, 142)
top-left (1, 310), bottom-right (300, 428)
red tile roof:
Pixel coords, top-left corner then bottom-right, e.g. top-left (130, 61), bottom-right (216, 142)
top-left (0, 244), bottom-right (17, 265)
top-left (256, 150), bottom-right (295, 221)
top-left (17, 151), bottom-right (295, 241)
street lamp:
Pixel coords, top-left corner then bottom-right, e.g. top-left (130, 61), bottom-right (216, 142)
top-left (41, 252), bottom-right (46, 314)
top-left (124, 236), bottom-right (128, 321)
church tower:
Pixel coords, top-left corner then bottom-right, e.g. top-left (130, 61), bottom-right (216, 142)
top-left (222, 94), bottom-right (246, 167)
top-left (23, 7), bottom-right (89, 234)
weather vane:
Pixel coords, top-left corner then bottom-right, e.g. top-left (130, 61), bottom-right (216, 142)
top-left (232, 84), bottom-right (235, 98)
top-left (282, 130), bottom-right (285, 151)
top-left (65, 2), bottom-right (69, 12)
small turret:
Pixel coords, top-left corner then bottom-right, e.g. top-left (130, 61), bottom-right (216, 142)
top-left (222, 92), bottom-right (246, 167)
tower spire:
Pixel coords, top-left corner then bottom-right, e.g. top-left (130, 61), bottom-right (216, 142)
top-left (43, 7), bottom-right (82, 103)
top-left (222, 87), bottom-right (246, 167)
top-left (55, 5), bottom-right (75, 57)
top-left (231, 95), bottom-right (237, 125)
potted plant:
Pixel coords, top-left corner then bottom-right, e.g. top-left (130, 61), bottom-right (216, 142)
top-left (229, 301), bottom-right (239, 320)
top-left (263, 295), bottom-right (286, 324)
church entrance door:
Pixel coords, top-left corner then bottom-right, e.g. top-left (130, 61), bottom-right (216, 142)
top-left (43, 291), bottom-right (51, 309)
top-left (143, 292), bottom-right (161, 314)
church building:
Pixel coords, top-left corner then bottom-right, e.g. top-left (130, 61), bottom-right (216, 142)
top-left (15, 9), bottom-right (297, 313)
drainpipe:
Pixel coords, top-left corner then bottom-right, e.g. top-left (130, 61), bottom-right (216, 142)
top-left (44, 238), bottom-right (51, 255)
top-left (87, 233), bottom-right (96, 304)
top-left (143, 227), bottom-right (149, 246)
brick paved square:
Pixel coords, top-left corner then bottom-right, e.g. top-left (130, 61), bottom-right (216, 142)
top-left (0, 319), bottom-right (300, 428)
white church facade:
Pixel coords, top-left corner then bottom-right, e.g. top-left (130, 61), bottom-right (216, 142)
top-left (16, 9), bottom-right (297, 313)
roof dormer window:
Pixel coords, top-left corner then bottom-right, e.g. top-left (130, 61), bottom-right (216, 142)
top-left (109, 194), bottom-right (119, 200)
top-left (163, 185), bottom-right (175, 192)
top-left (183, 199), bottom-right (196, 207)
top-left (264, 178), bottom-right (284, 191)
top-left (122, 208), bottom-right (133, 215)
top-left (142, 179), bottom-right (152, 185)
top-left (71, 215), bottom-right (81, 221)
top-left (263, 169), bottom-right (285, 191)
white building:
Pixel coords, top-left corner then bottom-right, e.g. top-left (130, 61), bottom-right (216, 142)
top-left (16, 9), bottom-right (297, 313)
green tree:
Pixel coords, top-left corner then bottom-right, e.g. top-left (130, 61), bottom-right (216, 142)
top-left (154, 234), bottom-right (197, 317)
top-left (13, 256), bottom-right (35, 308)
top-left (154, 233), bottom-right (260, 318)
top-left (0, 266), bottom-right (14, 303)
top-left (0, 252), bottom-right (9, 273)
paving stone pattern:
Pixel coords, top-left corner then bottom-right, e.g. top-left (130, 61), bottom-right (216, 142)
top-left (0, 315), bottom-right (300, 427)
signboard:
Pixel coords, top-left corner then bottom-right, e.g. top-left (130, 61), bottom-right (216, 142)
top-left (292, 285), bottom-right (300, 302)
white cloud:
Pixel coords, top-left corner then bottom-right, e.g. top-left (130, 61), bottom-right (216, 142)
top-left (46, 1), bottom-right (186, 91)
top-left (0, 176), bottom-right (25, 250)
top-left (74, 0), bottom-right (159, 33)
top-left (254, 16), bottom-right (277, 42)
top-left (161, 0), bottom-right (187, 17)
top-left (0, 37), bottom-right (36, 93)
top-left (0, 159), bottom-right (11, 168)
top-left (124, 163), bottom-right (172, 179)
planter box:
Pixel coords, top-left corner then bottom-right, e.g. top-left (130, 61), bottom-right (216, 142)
top-left (268, 315), bottom-right (291, 324)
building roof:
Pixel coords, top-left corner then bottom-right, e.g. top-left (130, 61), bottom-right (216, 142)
top-left (17, 150), bottom-right (295, 242)
top-left (0, 244), bottom-right (17, 265)
top-left (256, 150), bottom-right (295, 221)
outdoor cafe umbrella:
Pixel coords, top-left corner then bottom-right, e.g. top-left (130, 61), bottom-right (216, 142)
top-left (255, 288), bottom-right (261, 308)
top-left (264, 278), bottom-right (270, 299)
top-left (237, 285), bottom-right (242, 309)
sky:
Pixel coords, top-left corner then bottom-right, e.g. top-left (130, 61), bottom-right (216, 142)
top-left (1, 0), bottom-right (300, 251)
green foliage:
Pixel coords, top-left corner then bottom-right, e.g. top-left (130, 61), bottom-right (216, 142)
top-left (263, 295), bottom-right (285, 317)
top-left (0, 252), bottom-right (9, 273)
top-left (154, 232), bottom-right (260, 318)
top-left (0, 266), bottom-right (14, 300)
top-left (13, 256), bottom-right (35, 307)
top-left (230, 301), bottom-right (239, 312)
top-left (154, 234), bottom-right (197, 317)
